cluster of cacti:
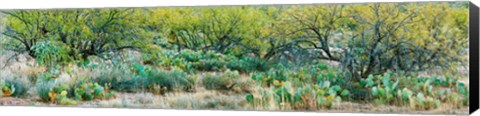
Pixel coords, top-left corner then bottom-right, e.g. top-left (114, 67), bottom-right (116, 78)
top-left (430, 76), bottom-right (458, 87)
top-left (410, 93), bottom-right (441, 110)
top-left (37, 82), bottom-right (76, 105)
top-left (356, 72), bottom-right (469, 110)
top-left (456, 83), bottom-right (469, 106)
top-left (73, 82), bottom-right (115, 101)
top-left (141, 49), bottom-right (271, 74)
top-left (410, 75), bottom-right (468, 109)
top-left (0, 80), bottom-right (14, 97)
top-left (250, 65), bottom-right (291, 87)
top-left (37, 80), bottom-right (116, 105)
top-left (361, 73), bottom-right (399, 105)
top-left (246, 80), bottom-right (348, 110)
top-left (245, 62), bottom-right (352, 110)
top-left (0, 79), bottom-right (27, 98)
top-left (314, 81), bottom-right (349, 109)
top-left (39, 66), bottom-right (62, 81)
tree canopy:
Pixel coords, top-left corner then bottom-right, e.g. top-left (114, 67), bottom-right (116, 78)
top-left (0, 2), bottom-right (469, 78)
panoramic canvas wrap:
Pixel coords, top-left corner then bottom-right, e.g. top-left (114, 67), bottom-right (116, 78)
top-left (0, 1), bottom-right (477, 115)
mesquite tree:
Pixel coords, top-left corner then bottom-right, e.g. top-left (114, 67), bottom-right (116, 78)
top-left (340, 3), bottom-right (468, 79)
top-left (0, 3), bottom-right (468, 79)
top-left (1, 8), bottom-right (150, 66)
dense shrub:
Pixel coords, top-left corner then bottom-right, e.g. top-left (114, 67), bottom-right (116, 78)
top-left (145, 49), bottom-right (272, 74)
top-left (192, 59), bottom-right (226, 71)
top-left (90, 62), bottom-right (147, 92)
top-left (202, 70), bottom-right (241, 90)
top-left (147, 68), bottom-right (194, 92)
top-left (227, 56), bottom-right (271, 73)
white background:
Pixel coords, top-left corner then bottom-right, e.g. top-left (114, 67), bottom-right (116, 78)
top-left (0, 0), bottom-right (478, 116)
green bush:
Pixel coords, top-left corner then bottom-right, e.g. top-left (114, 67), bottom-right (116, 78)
top-left (36, 81), bottom-right (56, 102)
top-left (110, 76), bottom-right (149, 92)
top-left (227, 56), bottom-right (271, 73)
top-left (192, 59), bottom-right (226, 71)
top-left (202, 70), bottom-right (240, 90)
top-left (147, 68), bottom-right (194, 92)
top-left (91, 63), bottom-right (147, 92)
top-left (31, 41), bottom-right (74, 67)
top-left (38, 66), bottom-right (61, 82)
top-left (90, 62), bottom-right (194, 93)
top-left (177, 49), bottom-right (202, 62)
top-left (142, 49), bottom-right (273, 74)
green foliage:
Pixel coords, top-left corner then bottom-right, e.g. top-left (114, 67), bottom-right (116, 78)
top-left (251, 69), bottom-right (287, 87)
top-left (226, 56), bottom-right (271, 73)
top-left (315, 81), bottom-right (344, 109)
top-left (366, 73), bottom-right (399, 105)
top-left (145, 49), bottom-right (272, 74)
top-left (354, 72), bottom-right (468, 109)
top-left (2, 9), bottom-right (150, 63)
top-left (31, 41), bottom-right (74, 67)
top-left (412, 93), bottom-right (441, 110)
top-left (36, 81), bottom-right (76, 105)
top-left (0, 2), bottom-right (470, 112)
top-left (337, 3), bottom-right (467, 79)
top-left (246, 64), bottom-right (349, 110)
top-left (91, 62), bottom-right (145, 92)
top-left (1, 2), bottom-right (468, 80)
top-left (36, 79), bottom-right (114, 104)
top-left (38, 66), bottom-right (61, 82)
top-left (0, 79), bottom-right (28, 98)
top-left (202, 70), bottom-right (240, 90)
top-left (73, 82), bottom-right (115, 101)
top-left (147, 68), bottom-right (194, 92)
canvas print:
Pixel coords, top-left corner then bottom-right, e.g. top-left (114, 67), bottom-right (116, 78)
top-left (0, 1), bottom-right (472, 115)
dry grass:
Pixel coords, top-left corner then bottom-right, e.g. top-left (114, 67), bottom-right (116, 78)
top-left (0, 90), bottom-right (467, 115)
top-left (74, 90), bottom-right (248, 110)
